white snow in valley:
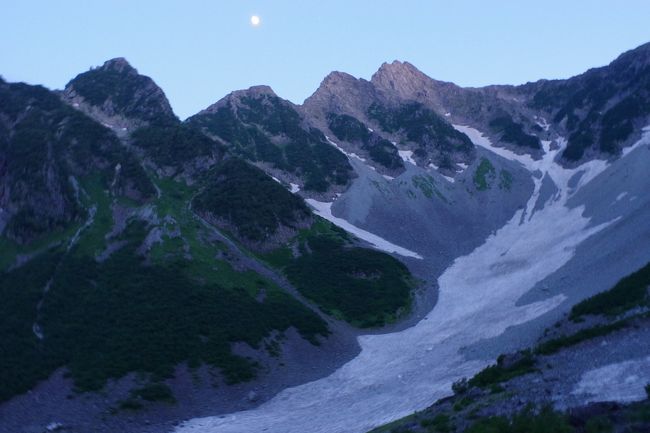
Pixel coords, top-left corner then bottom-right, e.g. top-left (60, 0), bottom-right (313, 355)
top-left (305, 199), bottom-right (423, 259)
top-left (271, 176), bottom-right (282, 184)
top-left (326, 136), bottom-right (367, 162)
top-left (572, 356), bottom-right (650, 404)
top-left (398, 150), bottom-right (416, 165)
top-left (289, 183), bottom-right (300, 193)
top-left (176, 127), bottom-right (650, 433)
top-left (382, 175), bottom-right (395, 181)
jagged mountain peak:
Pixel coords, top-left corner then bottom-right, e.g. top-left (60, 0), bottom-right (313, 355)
top-left (372, 60), bottom-right (424, 80)
top-left (370, 60), bottom-right (460, 108)
top-left (100, 57), bottom-right (137, 74)
top-left (319, 70), bottom-right (364, 90)
top-left (63, 58), bottom-right (176, 127)
top-left (199, 85), bottom-right (283, 115)
top-left (303, 70), bottom-right (377, 120)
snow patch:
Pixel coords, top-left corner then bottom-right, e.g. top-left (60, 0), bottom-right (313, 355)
top-left (398, 150), bottom-right (416, 165)
top-left (535, 117), bottom-right (550, 131)
top-left (382, 175), bottom-right (394, 181)
top-left (305, 199), bottom-right (423, 259)
top-left (290, 183), bottom-right (300, 193)
top-left (326, 136), bottom-right (367, 162)
top-left (572, 356), bottom-right (650, 404)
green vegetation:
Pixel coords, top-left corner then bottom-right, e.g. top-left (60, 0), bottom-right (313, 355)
top-left (188, 95), bottom-right (353, 192)
top-left (66, 62), bottom-right (176, 124)
top-left (0, 80), bottom-right (154, 245)
top-left (530, 56), bottom-right (650, 162)
top-left (131, 123), bottom-right (221, 169)
top-left (116, 382), bottom-right (176, 410)
top-left (193, 158), bottom-right (310, 244)
top-left (0, 169), bottom-right (330, 402)
top-left (499, 170), bottom-right (513, 191)
top-left (473, 158), bottom-right (496, 191)
top-left (327, 113), bottom-right (404, 170)
top-left (599, 95), bottom-right (647, 153)
top-left (0, 251), bottom-right (64, 402)
top-left (420, 413), bottom-right (452, 432)
top-left (130, 382), bottom-right (176, 403)
top-left (261, 220), bottom-right (415, 327)
top-left (585, 416), bottom-right (614, 433)
top-left (465, 406), bottom-right (573, 433)
top-left (468, 351), bottom-right (536, 388)
top-left (367, 102), bottom-right (474, 169)
top-left (535, 320), bottom-right (628, 355)
top-left (412, 175), bottom-right (445, 200)
top-left (488, 116), bottom-right (541, 149)
top-left (0, 222), bottom-right (79, 272)
top-left (570, 261), bottom-right (650, 320)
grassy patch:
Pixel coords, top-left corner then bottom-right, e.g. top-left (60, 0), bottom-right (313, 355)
top-left (473, 158), bottom-right (496, 191)
top-left (535, 321), bottom-right (628, 355)
top-left (570, 261), bottom-right (650, 320)
top-left (262, 220), bottom-right (415, 328)
top-left (193, 158), bottom-right (311, 244)
top-left (412, 175), bottom-right (446, 201)
top-left (286, 231), bottom-right (414, 327)
top-left (466, 405), bottom-right (573, 433)
top-left (468, 351), bottom-right (536, 388)
top-left (499, 170), bottom-right (513, 191)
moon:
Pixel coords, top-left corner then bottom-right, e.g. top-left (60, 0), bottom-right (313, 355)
top-left (250, 15), bottom-right (261, 26)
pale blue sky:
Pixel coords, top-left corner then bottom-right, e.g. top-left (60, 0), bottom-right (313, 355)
top-left (2, 1), bottom-right (649, 119)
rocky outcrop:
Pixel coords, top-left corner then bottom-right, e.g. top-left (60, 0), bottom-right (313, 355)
top-left (188, 86), bottom-right (354, 197)
top-left (62, 57), bottom-right (177, 133)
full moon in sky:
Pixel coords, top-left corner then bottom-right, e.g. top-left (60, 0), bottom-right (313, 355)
top-left (250, 15), bottom-right (261, 26)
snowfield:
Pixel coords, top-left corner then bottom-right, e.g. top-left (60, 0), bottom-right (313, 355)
top-left (572, 356), bottom-right (650, 403)
top-left (398, 150), bottom-right (416, 165)
top-left (175, 128), bottom-right (650, 433)
top-left (305, 199), bottom-right (423, 259)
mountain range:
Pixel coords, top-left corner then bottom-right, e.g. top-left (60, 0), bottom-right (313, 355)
top-left (1, 41), bottom-right (650, 433)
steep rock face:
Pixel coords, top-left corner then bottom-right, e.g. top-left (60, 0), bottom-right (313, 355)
top-left (303, 66), bottom-right (478, 176)
top-left (188, 87), bottom-right (354, 196)
top-left (301, 72), bottom-right (379, 125)
top-left (370, 61), bottom-right (455, 110)
top-left (0, 80), bottom-right (154, 244)
top-left (62, 57), bottom-right (177, 132)
top-left (523, 42), bottom-right (650, 163)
